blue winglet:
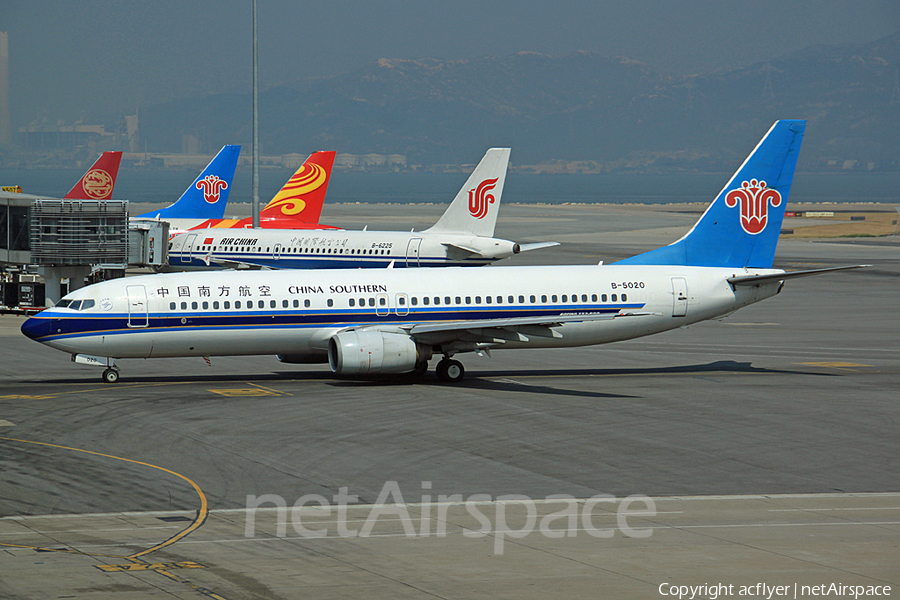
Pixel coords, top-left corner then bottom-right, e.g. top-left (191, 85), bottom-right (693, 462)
top-left (135, 145), bottom-right (240, 220)
top-left (616, 120), bottom-right (805, 269)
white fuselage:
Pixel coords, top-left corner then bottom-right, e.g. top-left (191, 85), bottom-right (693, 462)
top-left (23, 264), bottom-right (781, 361)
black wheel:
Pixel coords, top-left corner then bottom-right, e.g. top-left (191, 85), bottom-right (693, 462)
top-left (436, 359), bottom-right (465, 383)
top-left (102, 368), bottom-right (120, 383)
top-left (412, 361), bottom-right (429, 376)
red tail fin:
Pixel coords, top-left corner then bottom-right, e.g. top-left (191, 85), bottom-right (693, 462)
top-left (63, 151), bottom-right (123, 200)
top-left (260, 151), bottom-right (336, 227)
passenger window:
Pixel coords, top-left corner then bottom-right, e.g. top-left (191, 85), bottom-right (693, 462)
top-left (541, 295), bottom-right (547, 303)
top-left (455, 297), bottom-right (462, 305)
top-left (475, 296), bottom-right (482, 304)
top-left (591, 294), bottom-right (597, 302)
top-left (433, 297), bottom-right (440, 305)
top-left (621, 294), bottom-right (627, 302)
top-left (282, 299), bottom-right (288, 308)
top-left (562, 295), bottom-right (568, 302)
top-left (169, 302), bottom-right (176, 310)
top-left (224, 301), bottom-right (231, 309)
top-left (485, 296), bottom-right (492, 304)
top-left (349, 299), bottom-right (356, 307)
top-left (612, 294), bottom-right (617, 302)
top-left (235, 301), bottom-right (241, 309)
top-left (270, 300), bottom-right (276, 308)
top-left (445, 296), bottom-right (451, 305)
top-left (496, 296), bottom-right (502, 304)
top-left (517, 296), bottom-right (524, 303)
top-left (327, 299), bottom-right (334, 307)
top-left (398, 297), bottom-right (406, 306)
top-left (191, 301), bottom-right (198, 310)
top-left (368, 298), bottom-right (375, 307)
top-left (380, 297), bottom-right (387, 306)
top-left (213, 301), bottom-right (220, 309)
top-left (466, 296), bottom-right (472, 304)
top-left (257, 300), bottom-right (264, 309)
top-left (551, 295), bottom-right (558, 302)
top-left (412, 297), bottom-right (418, 306)
top-left (582, 294), bottom-right (588, 302)
top-left (293, 299), bottom-right (299, 308)
top-left (601, 294), bottom-right (608, 302)
top-left (304, 300), bottom-right (310, 308)
top-left (181, 301), bottom-right (188, 310)
top-left (202, 301), bottom-right (209, 310)
top-left (530, 295), bottom-right (536, 303)
top-left (423, 297), bottom-right (430, 305)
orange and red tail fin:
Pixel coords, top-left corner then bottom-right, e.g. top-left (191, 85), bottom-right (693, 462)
top-left (63, 151), bottom-right (123, 200)
top-left (260, 151), bottom-right (335, 227)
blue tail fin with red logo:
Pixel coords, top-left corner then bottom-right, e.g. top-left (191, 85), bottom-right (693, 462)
top-left (136, 145), bottom-right (240, 220)
top-left (423, 148), bottom-right (510, 237)
top-left (616, 120), bottom-right (805, 269)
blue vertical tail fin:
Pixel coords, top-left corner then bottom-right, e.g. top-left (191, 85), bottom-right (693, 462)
top-left (136, 145), bottom-right (240, 220)
top-left (616, 120), bottom-right (805, 269)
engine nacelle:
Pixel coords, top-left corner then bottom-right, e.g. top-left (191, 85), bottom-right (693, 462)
top-left (328, 330), bottom-right (431, 375)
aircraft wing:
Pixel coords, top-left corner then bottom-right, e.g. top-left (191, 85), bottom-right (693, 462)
top-left (442, 240), bottom-right (560, 256)
top-left (399, 311), bottom-right (659, 344)
top-left (727, 265), bottom-right (869, 286)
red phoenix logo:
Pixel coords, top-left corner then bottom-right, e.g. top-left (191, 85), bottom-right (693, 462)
top-left (196, 175), bottom-right (229, 204)
top-left (725, 179), bottom-right (782, 235)
top-left (468, 178), bottom-right (499, 219)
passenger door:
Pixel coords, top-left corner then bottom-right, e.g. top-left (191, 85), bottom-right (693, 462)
top-left (406, 238), bottom-right (422, 267)
top-left (181, 234), bottom-right (197, 264)
top-left (126, 285), bottom-right (149, 328)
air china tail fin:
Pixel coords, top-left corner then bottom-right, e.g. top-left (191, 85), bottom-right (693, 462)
top-left (63, 151), bottom-right (123, 200)
top-left (424, 148), bottom-right (510, 237)
top-left (260, 151), bottom-right (336, 227)
top-left (617, 120), bottom-right (805, 269)
top-left (136, 145), bottom-right (240, 220)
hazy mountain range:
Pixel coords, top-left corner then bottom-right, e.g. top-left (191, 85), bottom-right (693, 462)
top-left (141, 31), bottom-right (900, 170)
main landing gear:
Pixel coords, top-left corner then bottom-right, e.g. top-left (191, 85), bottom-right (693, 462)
top-left (435, 358), bottom-right (465, 383)
top-left (102, 368), bottom-right (120, 383)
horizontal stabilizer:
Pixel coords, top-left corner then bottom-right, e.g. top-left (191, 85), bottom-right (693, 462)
top-left (517, 241), bottom-right (560, 253)
top-left (727, 265), bottom-right (869, 286)
top-left (442, 242), bottom-right (481, 255)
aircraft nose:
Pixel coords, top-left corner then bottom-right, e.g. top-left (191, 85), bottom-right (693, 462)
top-left (21, 315), bottom-right (54, 341)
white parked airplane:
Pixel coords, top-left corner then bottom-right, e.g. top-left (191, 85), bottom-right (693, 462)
top-left (21, 120), bottom-right (865, 383)
top-left (164, 148), bottom-right (557, 270)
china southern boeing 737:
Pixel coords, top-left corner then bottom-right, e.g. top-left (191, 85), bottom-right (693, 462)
top-left (21, 120), bottom-right (864, 383)
top-left (164, 148), bottom-right (557, 270)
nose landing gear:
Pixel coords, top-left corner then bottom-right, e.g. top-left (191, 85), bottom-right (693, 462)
top-left (102, 368), bottom-right (120, 383)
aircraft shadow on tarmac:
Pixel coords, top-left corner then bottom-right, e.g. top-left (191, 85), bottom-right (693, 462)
top-left (326, 360), bottom-right (838, 399)
top-left (19, 360), bottom-right (836, 394)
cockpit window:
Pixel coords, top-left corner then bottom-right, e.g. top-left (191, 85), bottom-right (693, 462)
top-left (68, 300), bottom-right (82, 310)
top-left (81, 299), bottom-right (95, 310)
top-left (56, 299), bottom-right (72, 308)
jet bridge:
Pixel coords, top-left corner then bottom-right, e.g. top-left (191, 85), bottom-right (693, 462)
top-left (29, 199), bottom-right (129, 304)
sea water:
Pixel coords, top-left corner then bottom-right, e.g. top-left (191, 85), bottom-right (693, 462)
top-left (1, 168), bottom-right (897, 207)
